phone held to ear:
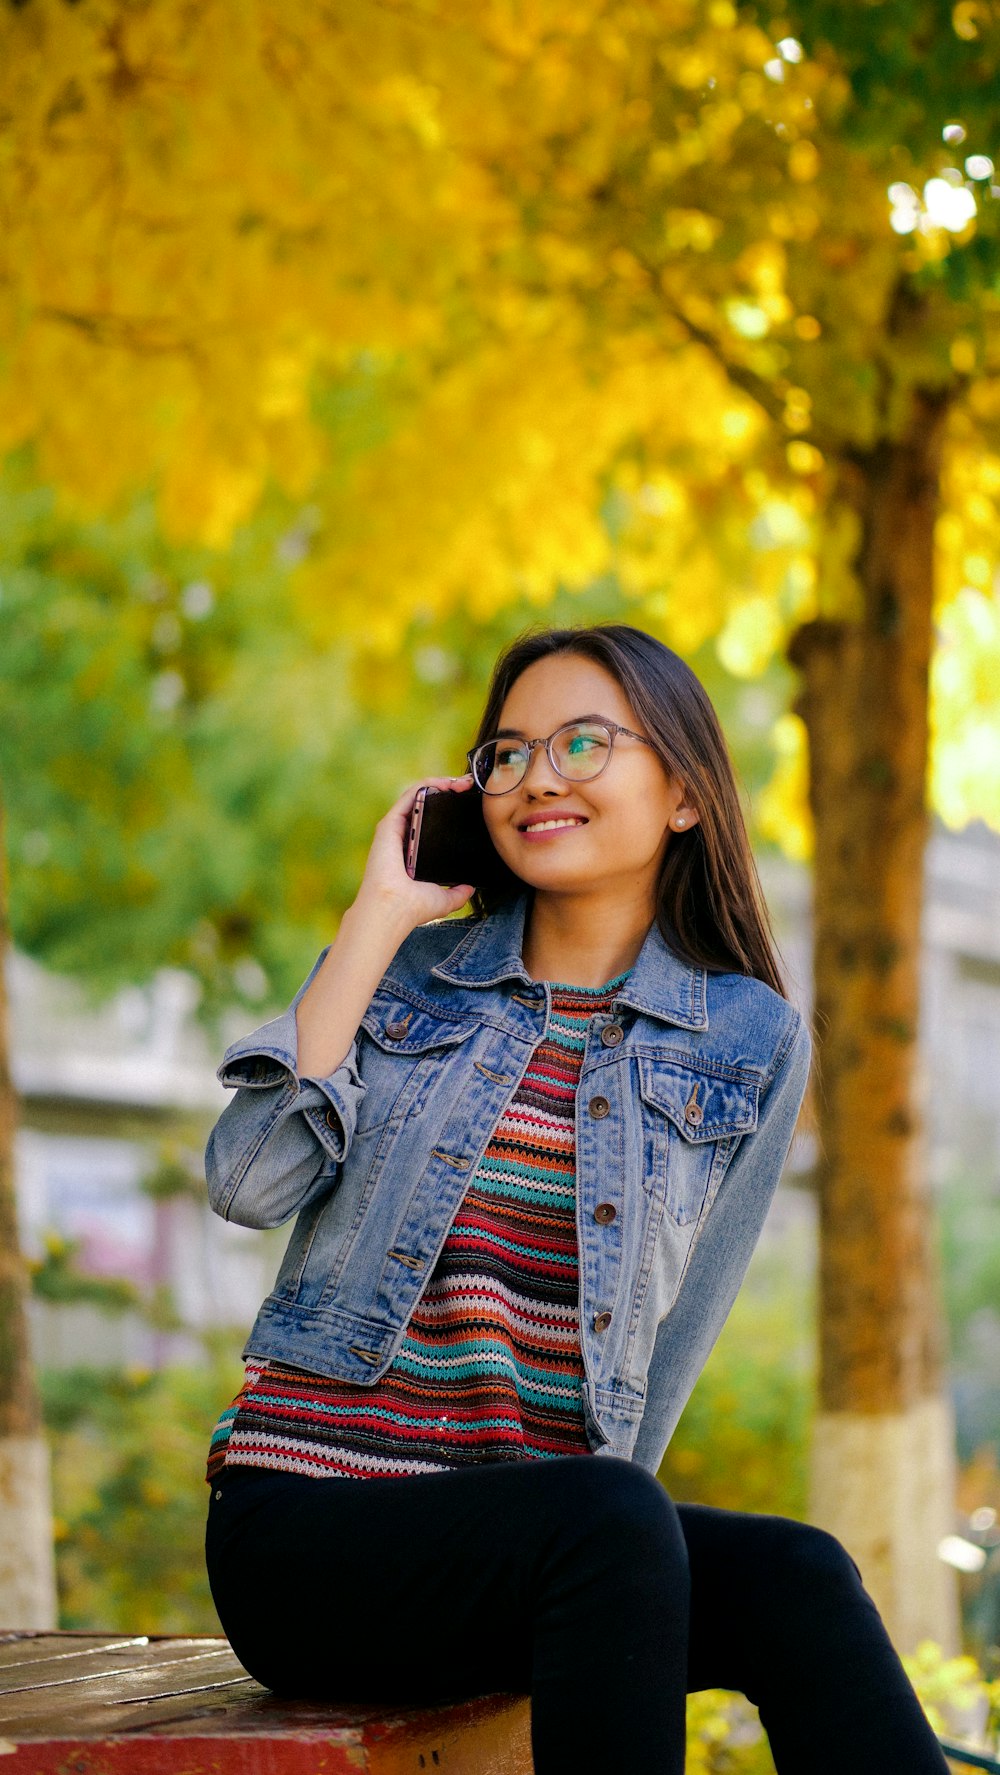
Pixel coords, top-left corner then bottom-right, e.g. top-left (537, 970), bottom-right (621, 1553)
top-left (404, 785), bottom-right (499, 888)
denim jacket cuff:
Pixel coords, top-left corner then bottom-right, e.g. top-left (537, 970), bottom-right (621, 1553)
top-left (217, 946), bottom-right (341, 1089)
top-left (217, 1000), bottom-right (301, 1088)
top-left (296, 1068), bottom-right (365, 1162)
top-left (217, 996), bottom-right (366, 1153)
top-left (217, 986), bottom-right (363, 1086)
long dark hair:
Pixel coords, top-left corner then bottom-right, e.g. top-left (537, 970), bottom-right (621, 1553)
top-left (468, 624), bottom-right (789, 1000)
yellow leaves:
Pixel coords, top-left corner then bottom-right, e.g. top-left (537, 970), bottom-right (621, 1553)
top-left (902, 1640), bottom-right (993, 1736)
top-left (685, 1690), bottom-right (773, 1774)
top-left (720, 407), bottom-right (755, 443)
top-left (758, 713), bottom-right (813, 862)
top-left (716, 597), bottom-right (784, 677)
top-left (607, 247), bottom-right (650, 287)
top-left (161, 449), bottom-right (263, 551)
top-left (374, 74), bottom-right (444, 147)
top-left (663, 210), bottom-right (724, 253)
top-left (951, 0), bottom-right (990, 40)
top-left (783, 387), bottom-right (812, 432)
top-left (949, 336), bottom-right (977, 373)
top-left (786, 439), bottom-right (823, 475)
top-left (291, 320), bottom-right (791, 647)
top-left (975, 456), bottom-right (1000, 496)
top-left (0, 0), bottom-right (994, 876)
top-left (737, 71), bottom-right (769, 110)
top-left (726, 299), bottom-right (771, 340)
top-left (296, 322), bottom-right (616, 633)
top-left (928, 432), bottom-right (1000, 829)
top-left (257, 350), bottom-right (310, 423)
top-left (738, 240), bottom-right (787, 298)
top-left (2, 0), bottom-right (518, 530)
top-left (938, 439), bottom-right (1000, 602)
top-left (930, 585), bottom-right (1000, 831)
top-left (672, 48), bottom-right (715, 90)
top-left (787, 140), bottom-right (820, 183)
top-left (0, 0), bottom-right (907, 563)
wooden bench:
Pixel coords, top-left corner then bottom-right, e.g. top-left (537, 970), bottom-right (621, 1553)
top-left (0, 1632), bottom-right (534, 1773)
top-left (3, 1630), bottom-right (995, 1772)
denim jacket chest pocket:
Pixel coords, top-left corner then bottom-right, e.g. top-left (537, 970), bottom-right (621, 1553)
top-left (352, 999), bottom-right (481, 1139)
top-left (637, 1057), bottom-right (760, 1226)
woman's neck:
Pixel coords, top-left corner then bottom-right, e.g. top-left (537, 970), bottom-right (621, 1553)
top-left (521, 888), bottom-right (655, 989)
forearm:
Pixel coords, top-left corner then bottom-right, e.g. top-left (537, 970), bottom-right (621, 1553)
top-left (294, 893), bottom-right (414, 1080)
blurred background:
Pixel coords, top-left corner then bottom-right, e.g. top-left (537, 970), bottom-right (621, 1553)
top-left (2, 0), bottom-right (1000, 1755)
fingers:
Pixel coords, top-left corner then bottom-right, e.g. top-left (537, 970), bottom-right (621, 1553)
top-left (384, 774), bottom-right (474, 821)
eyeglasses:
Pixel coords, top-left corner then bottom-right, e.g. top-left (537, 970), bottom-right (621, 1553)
top-left (467, 717), bottom-right (654, 796)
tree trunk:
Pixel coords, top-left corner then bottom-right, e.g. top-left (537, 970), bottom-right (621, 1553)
top-left (789, 388), bottom-right (959, 1652)
top-left (0, 782), bottom-right (57, 1628)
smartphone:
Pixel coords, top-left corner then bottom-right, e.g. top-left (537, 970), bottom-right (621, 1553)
top-left (404, 785), bottom-right (499, 887)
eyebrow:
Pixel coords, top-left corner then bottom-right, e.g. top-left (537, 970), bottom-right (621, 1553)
top-left (491, 712), bottom-right (613, 739)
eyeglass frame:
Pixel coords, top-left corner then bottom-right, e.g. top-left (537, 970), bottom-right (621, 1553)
top-left (466, 715), bottom-right (656, 796)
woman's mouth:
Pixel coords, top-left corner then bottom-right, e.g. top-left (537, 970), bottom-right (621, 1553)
top-left (517, 816), bottom-right (588, 839)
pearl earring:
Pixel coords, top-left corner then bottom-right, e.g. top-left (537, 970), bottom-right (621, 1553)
top-left (675, 818), bottom-right (686, 828)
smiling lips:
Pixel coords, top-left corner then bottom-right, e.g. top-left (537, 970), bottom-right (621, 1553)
top-left (517, 816), bottom-right (589, 835)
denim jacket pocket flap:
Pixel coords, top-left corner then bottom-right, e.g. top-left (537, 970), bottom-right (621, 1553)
top-left (638, 1060), bottom-right (759, 1143)
top-left (360, 1001), bottom-right (480, 1057)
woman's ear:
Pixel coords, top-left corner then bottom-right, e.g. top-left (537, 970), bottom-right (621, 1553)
top-left (669, 793), bottom-right (700, 833)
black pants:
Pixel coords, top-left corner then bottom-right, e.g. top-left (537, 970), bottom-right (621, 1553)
top-left (206, 1456), bottom-right (949, 1775)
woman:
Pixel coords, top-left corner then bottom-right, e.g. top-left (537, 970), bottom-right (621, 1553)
top-left (204, 624), bottom-right (948, 1774)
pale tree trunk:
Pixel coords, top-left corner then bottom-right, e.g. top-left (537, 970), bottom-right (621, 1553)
top-left (789, 388), bottom-right (959, 1652)
top-left (0, 784), bottom-right (57, 1628)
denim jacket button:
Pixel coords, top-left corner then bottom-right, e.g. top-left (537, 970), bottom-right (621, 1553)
top-left (593, 1311), bottom-right (613, 1333)
top-left (600, 1023), bottom-right (624, 1047)
top-left (685, 1100), bottom-right (704, 1126)
top-left (325, 1110), bottom-right (340, 1130)
top-left (594, 1202), bottom-right (617, 1225)
top-left (588, 1095), bottom-right (611, 1119)
top-left (385, 1019), bottom-right (410, 1040)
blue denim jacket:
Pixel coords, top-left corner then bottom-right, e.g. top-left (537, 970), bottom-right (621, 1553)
top-left (205, 891), bottom-right (811, 1474)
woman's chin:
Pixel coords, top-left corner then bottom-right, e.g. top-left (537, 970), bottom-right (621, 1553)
top-left (498, 859), bottom-right (593, 894)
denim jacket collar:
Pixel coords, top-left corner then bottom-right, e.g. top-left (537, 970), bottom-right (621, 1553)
top-left (430, 891), bottom-right (709, 1032)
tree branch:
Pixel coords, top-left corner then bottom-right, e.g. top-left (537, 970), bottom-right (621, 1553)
top-left (658, 294), bottom-right (789, 427)
top-left (38, 307), bottom-right (215, 357)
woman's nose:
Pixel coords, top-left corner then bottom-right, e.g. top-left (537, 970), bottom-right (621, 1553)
top-left (521, 743), bottom-right (564, 791)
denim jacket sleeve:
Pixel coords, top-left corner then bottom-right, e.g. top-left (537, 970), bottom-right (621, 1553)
top-left (630, 1009), bottom-right (812, 1475)
top-left (204, 947), bottom-right (369, 1229)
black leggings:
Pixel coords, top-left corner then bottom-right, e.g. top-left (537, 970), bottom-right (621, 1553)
top-left (206, 1456), bottom-right (949, 1775)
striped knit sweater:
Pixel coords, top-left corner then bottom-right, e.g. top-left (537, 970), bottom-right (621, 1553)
top-left (207, 970), bottom-right (631, 1482)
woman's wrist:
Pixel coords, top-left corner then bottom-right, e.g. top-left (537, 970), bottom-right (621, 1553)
top-left (341, 887), bottom-right (419, 950)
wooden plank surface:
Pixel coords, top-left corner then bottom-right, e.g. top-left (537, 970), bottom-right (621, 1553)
top-left (0, 1633), bottom-right (534, 1774)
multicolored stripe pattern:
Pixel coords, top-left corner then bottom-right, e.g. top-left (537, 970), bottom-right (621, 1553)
top-left (208, 971), bottom-right (630, 1482)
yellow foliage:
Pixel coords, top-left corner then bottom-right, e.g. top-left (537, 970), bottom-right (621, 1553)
top-left (902, 1640), bottom-right (993, 1740)
top-left (685, 1689), bottom-right (775, 1773)
top-left (0, 0), bottom-right (998, 836)
top-left (758, 714), bottom-right (814, 862)
top-left (0, 0), bottom-right (873, 576)
top-left (717, 597), bottom-right (785, 677)
top-left (930, 586), bottom-right (1000, 830)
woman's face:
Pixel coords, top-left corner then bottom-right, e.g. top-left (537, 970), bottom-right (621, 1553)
top-left (479, 653), bottom-right (698, 903)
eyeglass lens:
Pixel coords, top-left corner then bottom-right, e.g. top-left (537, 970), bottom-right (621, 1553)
top-left (472, 722), bottom-right (612, 793)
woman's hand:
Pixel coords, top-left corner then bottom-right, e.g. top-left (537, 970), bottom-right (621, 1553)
top-left (350, 775), bottom-right (477, 937)
top-left (294, 776), bottom-right (476, 1080)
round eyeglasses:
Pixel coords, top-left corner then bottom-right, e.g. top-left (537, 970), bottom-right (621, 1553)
top-left (467, 718), bottom-right (654, 796)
